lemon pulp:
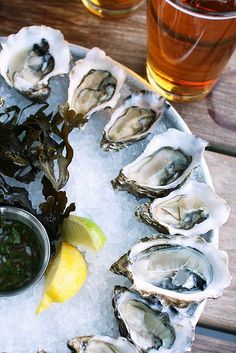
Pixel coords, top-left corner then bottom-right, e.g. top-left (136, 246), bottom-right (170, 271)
top-left (36, 241), bottom-right (87, 314)
top-left (62, 215), bottom-right (106, 251)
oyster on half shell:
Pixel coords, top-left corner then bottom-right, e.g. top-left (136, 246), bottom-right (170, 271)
top-left (136, 180), bottom-right (230, 237)
top-left (111, 235), bottom-right (231, 305)
top-left (67, 335), bottom-right (139, 353)
top-left (0, 25), bottom-right (70, 101)
top-left (67, 47), bottom-right (126, 119)
top-left (112, 129), bottom-right (208, 198)
top-left (101, 91), bottom-right (166, 151)
top-left (112, 286), bottom-right (194, 353)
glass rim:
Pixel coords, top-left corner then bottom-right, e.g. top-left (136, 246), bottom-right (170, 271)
top-left (165, 0), bottom-right (236, 20)
top-left (0, 206), bottom-right (50, 296)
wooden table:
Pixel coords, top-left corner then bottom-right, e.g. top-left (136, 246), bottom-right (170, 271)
top-left (0, 1), bottom-right (236, 352)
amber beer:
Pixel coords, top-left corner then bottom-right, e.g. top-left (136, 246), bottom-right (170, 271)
top-left (146, 0), bottom-right (236, 102)
top-left (81, 0), bottom-right (144, 17)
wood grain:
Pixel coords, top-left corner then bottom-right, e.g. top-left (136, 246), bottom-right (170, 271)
top-left (172, 55), bottom-right (236, 156)
top-left (0, 1), bottom-right (236, 152)
top-left (0, 0), bottom-right (236, 344)
top-left (191, 333), bottom-right (236, 353)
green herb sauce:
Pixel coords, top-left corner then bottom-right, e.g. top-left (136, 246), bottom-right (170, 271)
top-left (0, 217), bottom-right (42, 292)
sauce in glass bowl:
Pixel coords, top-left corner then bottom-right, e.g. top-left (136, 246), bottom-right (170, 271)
top-left (0, 206), bottom-right (50, 296)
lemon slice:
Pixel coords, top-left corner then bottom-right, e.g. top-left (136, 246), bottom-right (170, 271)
top-left (36, 241), bottom-right (87, 314)
top-left (62, 215), bottom-right (106, 251)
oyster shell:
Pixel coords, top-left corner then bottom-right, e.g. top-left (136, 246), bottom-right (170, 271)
top-left (0, 25), bottom-right (70, 101)
top-left (110, 235), bottom-right (231, 304)
top-left (112, 286), bottom-right (194, 353)
top-left (135, 180), bottom-right (230, 237)
top-left (67, 335), bottom-right (139, 353)
top-left (67, 47), bottom-right (126, 118)
top-left (112, 129), bottom-right (208, 198)
top-left (101, 91), bottom-right (166, 151)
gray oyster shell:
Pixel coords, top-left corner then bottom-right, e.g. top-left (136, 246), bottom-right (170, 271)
top-left (67, 48), bottom-right (126, 119)
top-left (110, 235), bottom-right (231, 304)
top-left (112, 129), bottom-right (208, 199)
top-left (135, 180), bottom-right (230, 237)
top-left (0, 25), bottom-right (70, 101)
top-left (67, 335), bottom-right (139, 353)
top-left (112, 286), bottom-right (195, 353)
top-left (101, 91), bottom-right (166, 151)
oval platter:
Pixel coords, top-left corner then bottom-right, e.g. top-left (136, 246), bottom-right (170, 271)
top-left (0, 39), bottom-right (221, 353)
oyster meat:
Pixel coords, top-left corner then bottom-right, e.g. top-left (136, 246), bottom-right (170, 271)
top-left (136, 180), bottom-right (230, 237)
top-left (0, 25), bottom-right (70, 101)
top-left (67, 47), bottom-right (126, 118)
top-left (112, 129), bottom-right (208, 198)
top-left (113, 286), bottom-right (194, 353)
top-left (111, 235), bottom-right (231, 304)
top-left (101, 91), bottom-right (166, 151)
top-left (68, 335), bottom-right (139, 353)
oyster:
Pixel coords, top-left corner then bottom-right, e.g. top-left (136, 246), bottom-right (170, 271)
top-left (112, 129), bottom-right (208, 198)
top-left (0, 25), bottom-right (70, 101)
top-left (101, 91), bottom-right (166, 151)
top-left (111, 235), bottom-right (231, 304)
top-left (67, 47), bottom-right (126, 118)
top-left (136, 180), bottom-right (230, 237)
top-left (112, 286), bottom-right (194, 353)
top-left (67, 335), bottom-right (139, 353)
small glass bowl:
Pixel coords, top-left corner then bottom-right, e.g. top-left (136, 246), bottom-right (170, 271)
top-left (0, 206), bottom-right (50, 296)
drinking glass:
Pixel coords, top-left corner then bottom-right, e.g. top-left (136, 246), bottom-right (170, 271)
top-left (81, 0), bottom-right (144, 18)
top-left (146, 0), bottom-right (236, 102)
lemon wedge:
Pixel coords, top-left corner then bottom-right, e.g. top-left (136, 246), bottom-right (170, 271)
top-left (62, 215), bottom-right (106, 252)
top-left (36, 241), bottom-right (87, 314)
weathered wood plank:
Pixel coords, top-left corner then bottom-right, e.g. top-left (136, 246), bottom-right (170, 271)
top-left (199, 151), bottom-right (236, 332)
top-left (192, 332), bottom-right (236, 353)
top-left (172, 56), bottom-right (236, 156)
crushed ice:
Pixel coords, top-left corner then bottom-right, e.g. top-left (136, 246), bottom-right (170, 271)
top-left (0, 53), bottom-right (193, 353)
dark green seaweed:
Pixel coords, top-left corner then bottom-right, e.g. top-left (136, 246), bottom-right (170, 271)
top-left (0, 102), bottom-right (84, 250)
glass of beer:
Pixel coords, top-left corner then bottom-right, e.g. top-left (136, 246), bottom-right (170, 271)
top-left (81, 0), bottom-right (144, 18)
top-left (146, 0), bottom-right (236, 102)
